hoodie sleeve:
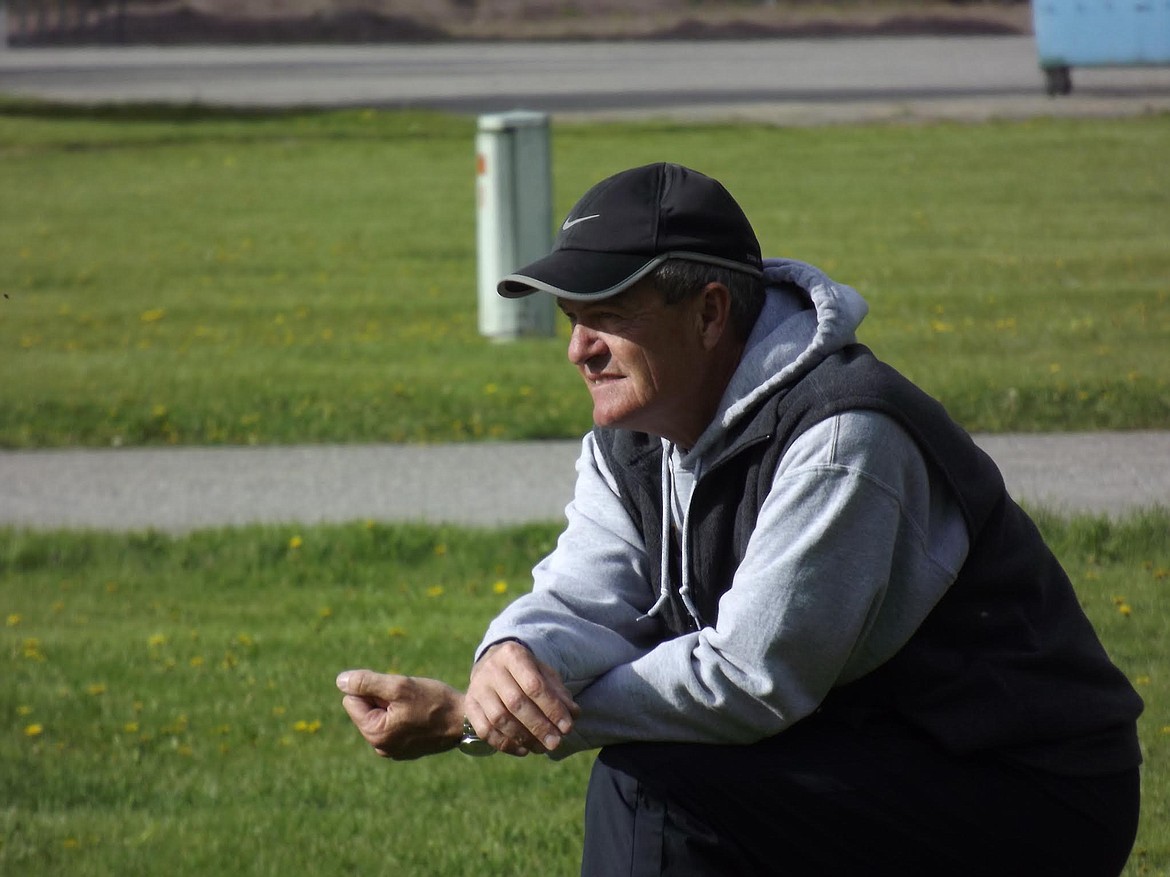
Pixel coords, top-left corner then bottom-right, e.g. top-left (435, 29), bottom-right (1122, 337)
top-left (533, 411), bottom-right (968, 758)
top-left (475, 433), bottom-right (664, 689)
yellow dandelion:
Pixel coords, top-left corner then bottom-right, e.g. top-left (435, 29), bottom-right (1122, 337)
top-left (25, 723), bottom-right (44, 737)
top-left (288, 535), bottom-right (303, 550)
top-left (189, 656), bottom-right (205, 668)
top-left (1161, 726), bottom-right (1170, 735)
top-left (425, 585), bottom-right (445, 598)
top-left (433, 543), bottom-right (448, 556)
top-left (140, 308), bottom-right (166, 323)
top-left (163, 715), bottom-right (189, 735)
top-left (483, 383), bottom-right (499, 395)
top-left (386, 626), bottom-right (407, 638)
top-left (86, 683), bottom-right (107, 696)
top-left (62, 838), bottom-right (80, 850)
top-left (493, 580), bottom-right (509, 595)
top-left (293, 719), bottom-right (322, 734)
top-left (317, 606), bottom-right (333, 619)
top-left (148, 633), bottom-right (167, 648)
top-left (123, 722), bottom-right (140, 734)
top-left (1134, 675), bottom-right (1151, 686)
top-left (6, 613), bottom-right (20, 627)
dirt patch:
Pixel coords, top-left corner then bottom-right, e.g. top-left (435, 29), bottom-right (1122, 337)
top-left (7, 0), bottom-right (1033, 46)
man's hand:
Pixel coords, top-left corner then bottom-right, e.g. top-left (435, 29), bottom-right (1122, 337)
top-left (465, 641), bottom-right (580, 756)
top-left (335, 670), bottom-right (464, 761)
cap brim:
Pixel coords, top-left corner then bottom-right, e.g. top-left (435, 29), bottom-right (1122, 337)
top-left (498, 250), bottom-right (664, 300)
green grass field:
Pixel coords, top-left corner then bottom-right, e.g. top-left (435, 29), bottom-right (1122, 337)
top-left (1, 103), bottom-right (1168, 447)
top-left (3, 514), bottom-right (1168, 876)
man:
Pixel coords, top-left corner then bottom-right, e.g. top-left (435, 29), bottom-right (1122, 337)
top-left (338, 163), bottom-right (1143, 875)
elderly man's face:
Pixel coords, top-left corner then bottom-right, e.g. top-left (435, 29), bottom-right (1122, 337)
top-left (557, 281), bottom-right (710, 446)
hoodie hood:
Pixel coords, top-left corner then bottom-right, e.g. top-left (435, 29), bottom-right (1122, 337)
top-left (652, 258), bottom-right (869, 624)
top-left (685, 258), bottom-right (869, 462)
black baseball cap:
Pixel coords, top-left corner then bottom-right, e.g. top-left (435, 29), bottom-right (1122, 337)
top-left (498, 162), bottom-right (763, 300)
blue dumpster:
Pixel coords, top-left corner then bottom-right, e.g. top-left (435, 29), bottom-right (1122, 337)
top-left (1033, 0), bottom-right (1170, 94)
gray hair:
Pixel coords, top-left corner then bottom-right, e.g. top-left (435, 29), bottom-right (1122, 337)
top-left (648, 258), bottom-right (766, 340)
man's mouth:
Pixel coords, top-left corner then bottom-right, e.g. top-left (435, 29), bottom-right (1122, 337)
top-left (586, 373), bottom-right (623, 386)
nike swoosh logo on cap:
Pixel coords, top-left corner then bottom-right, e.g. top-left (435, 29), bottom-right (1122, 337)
top-left (562, 213), bottom-right (601, 231)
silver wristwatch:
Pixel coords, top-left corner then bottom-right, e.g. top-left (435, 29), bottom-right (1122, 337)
top-left (458, 717), bottom-right (495, 757)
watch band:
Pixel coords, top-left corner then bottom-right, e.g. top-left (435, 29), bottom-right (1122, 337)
top-left (458, 717), bottom-right (495, 757)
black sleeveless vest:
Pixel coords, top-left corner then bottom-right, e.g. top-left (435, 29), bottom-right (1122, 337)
top-left (594, 344), bottom-right (1142, 775)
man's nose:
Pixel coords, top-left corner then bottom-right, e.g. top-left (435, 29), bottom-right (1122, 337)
top-left (567, 323), bottom-right (603, 366)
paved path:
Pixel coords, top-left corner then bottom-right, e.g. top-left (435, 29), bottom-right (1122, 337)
top-left (2, 432), bottom-right (1167, 533)
top-left (3, 38), bottom-right (1170, 124)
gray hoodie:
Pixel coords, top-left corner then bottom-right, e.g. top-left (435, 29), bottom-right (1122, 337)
top-left (477, 258), bottom-right (971, 758)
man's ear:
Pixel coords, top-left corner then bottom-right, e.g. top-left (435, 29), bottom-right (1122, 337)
top-left (695, 282), bottom-right (733, 350)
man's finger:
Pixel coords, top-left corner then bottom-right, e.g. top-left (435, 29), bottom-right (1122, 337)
top-left (465, 699), bottom-right (531, 757)
top-left (505, 658), bottom-right (578, 738)
top-left (535, 659), bottom-right (581, 723)
top-left (336, 668), bottom-right (383, 700)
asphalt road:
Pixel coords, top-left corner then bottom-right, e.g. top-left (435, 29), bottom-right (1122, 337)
top-left (2, 432), bottom-right (1168, 533)
top-left (3, 38), bottom-right (1170, 124)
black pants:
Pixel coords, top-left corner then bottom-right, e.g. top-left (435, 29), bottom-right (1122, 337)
top-left (581, 714), bottom-right (1140, 877)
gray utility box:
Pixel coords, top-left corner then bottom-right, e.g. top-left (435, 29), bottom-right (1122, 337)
top-left (1033, 0), bottom-right (1170, 94)
top-left (475, 111), bottom-right (555, 342)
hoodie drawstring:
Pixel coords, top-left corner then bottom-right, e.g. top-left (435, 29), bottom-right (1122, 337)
top-left (642, 444), bottom-right (701, 627)
top-left (642, 449), bottom-right (675, 620)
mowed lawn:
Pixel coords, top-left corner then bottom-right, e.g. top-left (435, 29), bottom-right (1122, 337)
top-left (2, 513), bottom-right (1168, 876)
top-left (0, 104), bottom-right (1167, 447)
